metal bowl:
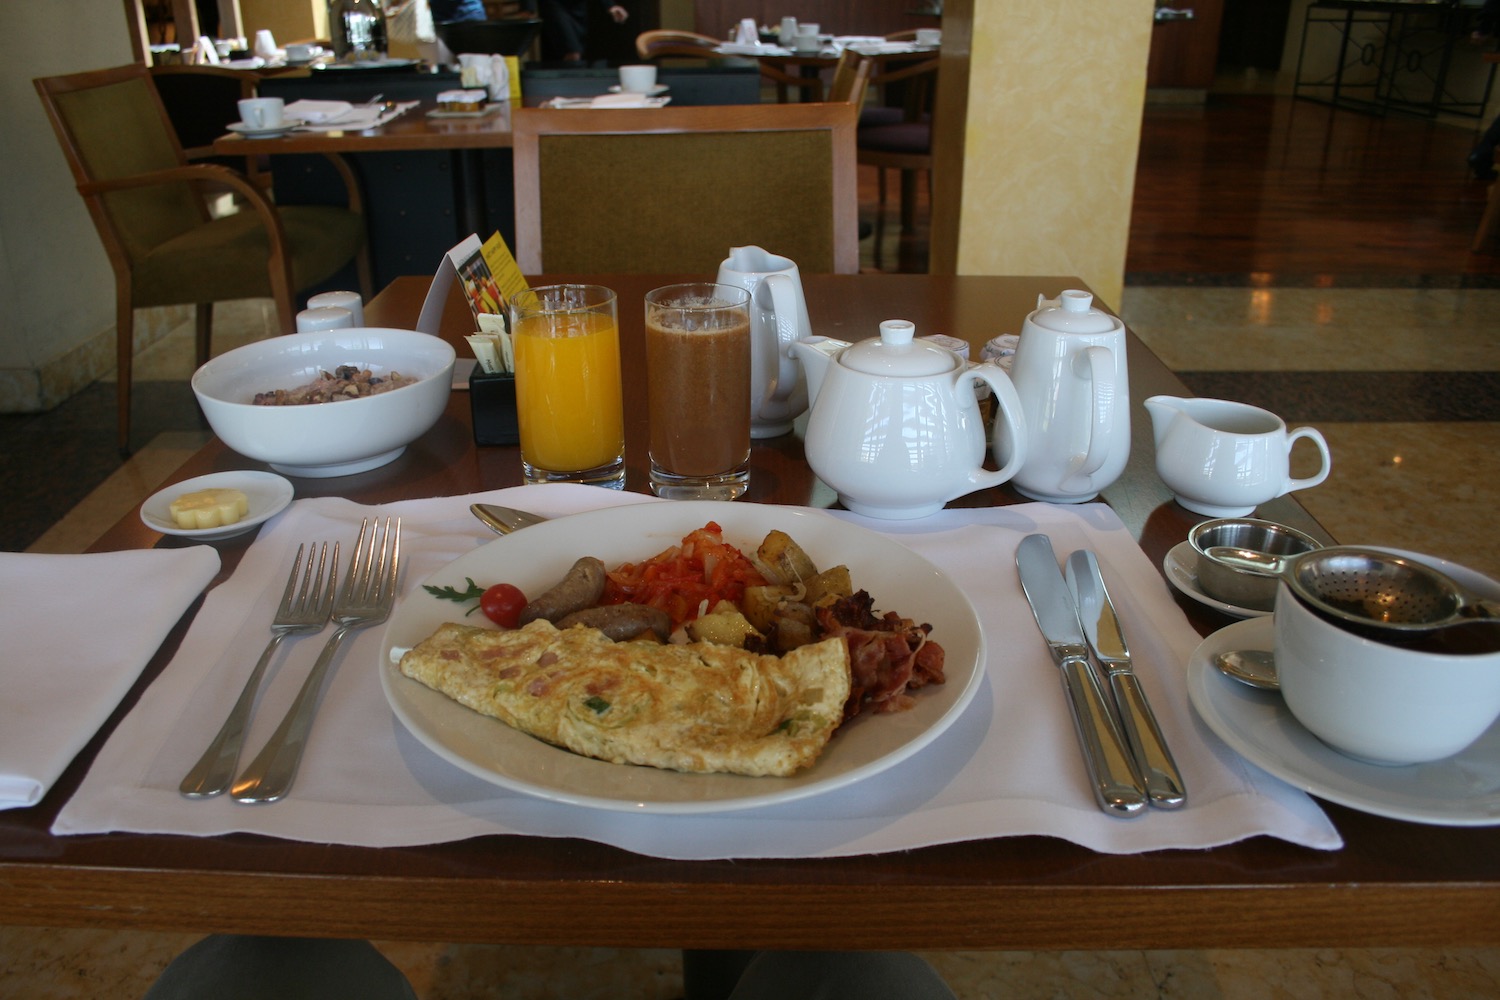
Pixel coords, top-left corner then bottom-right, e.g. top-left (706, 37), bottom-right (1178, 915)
top-left (1189, 518), bottom-right (1323, 612)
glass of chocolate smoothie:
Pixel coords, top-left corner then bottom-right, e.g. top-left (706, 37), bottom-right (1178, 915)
top-left (644, 283), bottom-right (753, 499)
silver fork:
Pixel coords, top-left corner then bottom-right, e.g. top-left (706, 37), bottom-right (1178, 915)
top-left (231, 517), bottom-right (401, 804)
top-left (179, 542), bottom-right (337, 799)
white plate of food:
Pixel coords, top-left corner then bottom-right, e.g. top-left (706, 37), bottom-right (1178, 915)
top-left (1187, 616), bottom-right (1500, 826)
top-left (139, 470), bottom-right (294, 540)
top-left (380, 502), bottom-right (985, 813)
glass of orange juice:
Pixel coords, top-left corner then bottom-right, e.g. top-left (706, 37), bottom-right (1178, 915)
top-left (509, 284), bottom-right (625, 488)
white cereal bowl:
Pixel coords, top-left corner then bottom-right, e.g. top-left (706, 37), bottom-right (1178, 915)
top-left (1273, 555), bottom-right (1500, 766)
top-left (192, 328), bottom-right (455, 478)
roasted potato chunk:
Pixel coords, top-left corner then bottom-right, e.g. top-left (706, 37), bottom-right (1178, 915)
top-left (743, 584), bottom-right (797, 635)
top-left (804, 565), bottom-right (852, 607)
top-left (686, 600), bottom-right (763, 648)
top-left (757, 530), bottom-right (819, 584)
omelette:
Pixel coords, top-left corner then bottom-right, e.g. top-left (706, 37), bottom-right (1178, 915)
top-left (397, 621), bottom-right (852, 777)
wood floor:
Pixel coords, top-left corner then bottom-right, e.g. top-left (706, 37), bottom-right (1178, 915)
top-left (869, 92), bottom-right (1500, 282)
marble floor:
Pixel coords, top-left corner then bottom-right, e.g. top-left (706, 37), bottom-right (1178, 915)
top-left (5, 110), bottom-right (1500, 998)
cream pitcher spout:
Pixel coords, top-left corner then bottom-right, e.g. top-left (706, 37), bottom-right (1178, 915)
top-left (724, 244), bottom-right (780, 273)
top-left (1144, 395), bottom-right (1187, 449)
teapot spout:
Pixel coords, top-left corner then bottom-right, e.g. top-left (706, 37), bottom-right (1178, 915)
top-left (1144, 394), bottom-right (1187, 449)
top-left (790, 336), bottom-right (847, 404)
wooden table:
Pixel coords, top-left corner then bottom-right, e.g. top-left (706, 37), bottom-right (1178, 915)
top-left (5, 274), bottom-right (1499, 950)
top-left (214, 100), bottom-right (515, 262)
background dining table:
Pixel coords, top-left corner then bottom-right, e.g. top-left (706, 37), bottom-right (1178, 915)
top-left (3, 273), bottom-right (1497, 950)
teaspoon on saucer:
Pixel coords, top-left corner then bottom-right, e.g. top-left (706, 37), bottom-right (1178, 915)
top-left (1214, 649), bottom-right (1280, 690)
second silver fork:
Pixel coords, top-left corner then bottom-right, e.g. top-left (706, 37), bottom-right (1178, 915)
top-left (179, 541), bottom-right (337, 799)
top-left (232, 517), bottom-right (402, 804)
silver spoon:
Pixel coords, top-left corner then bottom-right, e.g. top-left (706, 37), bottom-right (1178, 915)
top-left (1214, 649), bottom-right (1279, 691)
top-left (470, 503), bottom-right (548, 535)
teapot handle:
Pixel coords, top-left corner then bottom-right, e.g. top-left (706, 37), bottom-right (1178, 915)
top-left (758, 274), bottom-right (802, 406)
top-left (972, 365), bottom-right (1028, 488)
top-left (1072, 345), bottom-right (1117, 480)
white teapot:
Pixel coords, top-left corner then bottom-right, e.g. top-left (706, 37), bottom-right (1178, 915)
top-left (1000, 290), bottom-right (1130, 503)
top-left (792, 320), bottom-right (1028, 519)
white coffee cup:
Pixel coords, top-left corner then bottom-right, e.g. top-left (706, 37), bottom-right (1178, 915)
top-left (1273, 555), bottom-right (1500, 765)
top-left (307, 290), bottom-right (364, 326)
top-left (237, 97), bottom-right (285, 130)
top-left (916, 28), bottom-right (942, 46)
top-left (285, 42), bottom-right (319, 63)
top-left (618, 64), bottom-right (658, 94)
top-left (1145, 395), bottom-right (1331, 517)
top-left (794, 32), bottom-right (821, 54)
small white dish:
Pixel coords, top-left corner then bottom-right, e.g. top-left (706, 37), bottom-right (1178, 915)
top-left (1187, 616), bottom-right (1500, 826)
top-left (225, 117), bottom-right (305, 138)
top-left (140, 471), bottom-right (294, 540)
top-left (608, 83), bottom-right (669, 96)
top-left (1163, 540), bottom-right (1270, 619)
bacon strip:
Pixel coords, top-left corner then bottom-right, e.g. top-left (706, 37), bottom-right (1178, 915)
top-left (816, 591), bottom-right (945, 719)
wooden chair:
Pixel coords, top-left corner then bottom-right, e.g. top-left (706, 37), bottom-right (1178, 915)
top-left (35, 63), bottom-right (372, 453)
top-left (148, 64), bottom-right (266, 188)
top-left (512, 103), bottom-right (860, 274)
top-left (857, 57), bottom-right (938, 236)
top-left (827, 50), bottom-right (873, 110)
top-left (634, 28), bottom-right (828, 104)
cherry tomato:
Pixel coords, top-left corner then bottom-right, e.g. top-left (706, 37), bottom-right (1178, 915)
top-left (480, 583), bottom-right (527, 628)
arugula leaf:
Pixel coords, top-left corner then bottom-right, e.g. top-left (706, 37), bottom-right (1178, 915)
top-left (423, 577), bottom-right (486, 616)
top-left (583, 696), bottom-right (611, 714)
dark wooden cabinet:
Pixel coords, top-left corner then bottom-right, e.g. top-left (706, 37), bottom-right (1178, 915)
top-left (1147, 0), bottom-right (1225, 90)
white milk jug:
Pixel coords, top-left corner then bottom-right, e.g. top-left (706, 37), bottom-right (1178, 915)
top-left (716, 246), bottom-right (811, 438)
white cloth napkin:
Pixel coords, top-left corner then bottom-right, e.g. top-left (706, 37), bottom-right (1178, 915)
top-left (0, 547), bottom-right (219, 809)
top-left (286, 100), bottom-right (418, 131)
top-left (545, 94), bottom-right (672, 109)
top-left (53, 486), bottom-right (1339, 856)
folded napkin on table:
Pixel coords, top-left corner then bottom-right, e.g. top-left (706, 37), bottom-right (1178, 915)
top-left (0, 547), bottom-right (219, 809)
top-left (54, 485), bottom-right (1339, 856)
top-left (286, 99), bottom-right (418, 130)
top-left (545, 94), bottom-right (672, 109)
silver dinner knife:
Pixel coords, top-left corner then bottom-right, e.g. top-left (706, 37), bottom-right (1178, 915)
top-left (1015, 534), bottom-right (1147, 817)
top-left (1065, 549), bottom-right (1187, 810)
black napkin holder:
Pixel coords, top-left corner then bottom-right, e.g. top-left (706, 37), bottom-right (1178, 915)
top-left (468, 368), bottom-right (519, 445)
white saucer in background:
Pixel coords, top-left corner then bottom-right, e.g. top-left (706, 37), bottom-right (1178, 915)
top-left (608, 84), bottom-right (669, 96)
top-left (225, 117), bottom-right (305, 139)
top-left (1163, 540), bottom-right (1270, 619)
top-left (141, 471), bottom-right (294, 541)
top-left (1187, 616), bottom-right (1500, 826)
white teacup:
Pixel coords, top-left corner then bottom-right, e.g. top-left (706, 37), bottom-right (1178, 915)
top-left (237, 97), bottom-right (285, 131)
top-left (1146, 395), bottom-right (1331, 517)
top-left (1273, 556), bottom-right (1500, 765)
top-left (285, 43), bottom-right (319, 63)
top-left (618, 64), bottom-right (657, 93)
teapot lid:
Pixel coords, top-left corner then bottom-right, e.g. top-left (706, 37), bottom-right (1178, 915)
top-left (1029, 289), bottom-right (1117, 334)
top-left (840, 320), bottom-right (956, 376)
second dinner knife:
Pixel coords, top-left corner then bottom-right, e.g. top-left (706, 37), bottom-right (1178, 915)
top-left (1016, 534), bottom-right (1147, 817)
top-left (1065, 550), bottom-right (1187, 809)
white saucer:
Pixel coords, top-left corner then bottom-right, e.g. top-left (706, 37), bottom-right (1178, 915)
top-left (608, 83), bottom-right (669, 96)
top-left (1187, 617), bottom-right (1500, 826)
top-left (1163, 540), bottom-right (1270, 619)
top-left (225, 118), bottom-right (305, 138)
top-left (140, 471), bottom-right (294, 540)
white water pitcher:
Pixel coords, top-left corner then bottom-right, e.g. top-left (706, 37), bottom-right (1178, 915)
top-left (716, 246), bottom-right (811, 438)
top-left (999, 290), bottom-right (1131, 503)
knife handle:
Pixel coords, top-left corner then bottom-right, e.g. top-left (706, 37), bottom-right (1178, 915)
top-left (1059, 656), bottom-right (1147, 817)
top-left (1110, 673), bottom-right (1187, 809)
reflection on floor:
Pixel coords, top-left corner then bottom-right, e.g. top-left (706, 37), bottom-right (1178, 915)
top-left (3, 91), bottom-right (1500, 997)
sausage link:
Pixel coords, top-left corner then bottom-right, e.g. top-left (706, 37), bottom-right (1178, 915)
top-left (557, 604), bottom-right (673, 642)
top-left (519, 556), bottom-right (607, 625)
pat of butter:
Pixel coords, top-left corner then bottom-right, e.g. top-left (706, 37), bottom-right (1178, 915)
top-left (169, 488), bottom-right (249, 529)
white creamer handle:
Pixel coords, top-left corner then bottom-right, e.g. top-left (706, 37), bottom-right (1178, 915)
top-left (758, 273), bottom-right (802, 406)
top-left (971, 364), bottom-right (1028, 489)
top-left (1072, 344), bottom-right (1116, 479)
top-left (1281, 426), bottom-right (1332, 494)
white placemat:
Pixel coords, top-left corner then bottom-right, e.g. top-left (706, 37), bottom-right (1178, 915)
top-left (1, 547), bottom-right (220, 809)
top-left (53, 485), bottom-right (1339, 856)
